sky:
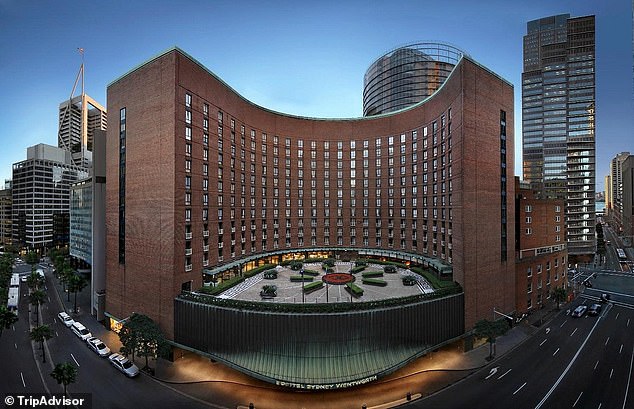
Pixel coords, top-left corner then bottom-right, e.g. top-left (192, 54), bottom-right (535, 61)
top-left (0, 0), bottom-right (631, 193)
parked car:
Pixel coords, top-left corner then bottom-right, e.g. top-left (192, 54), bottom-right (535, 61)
top-left (57, 311), bottom-right (75, 327)
top-left (108, 353), bottom-right (140, 378)
top-left (71, 322), bottom-right (92, 340)
top-left (86, 337), bottom-right (111, 357)
top-left (571, 305), bottom-right (588, 318)
top-left (588, 304), bottom-right (602, 316)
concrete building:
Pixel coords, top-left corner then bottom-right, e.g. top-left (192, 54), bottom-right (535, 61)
top-left (0, 180), bottom-right (11, 247)
top-left (622, 155), bottom-right (634, 247)
top-left (515, 177), bottom-right (567, 313)
top-left (58, 94), bottom-right (107, 168)
top-left (69, 130), bottom-right (106, 319)
top-left (607, 152), bottom-right (631, 234)
top-left (12, 144), bottom-right (89, 252)
top-left (522, 14), bottom-right (596, 260)
top-left (105, 47), bottom-right (515, 386)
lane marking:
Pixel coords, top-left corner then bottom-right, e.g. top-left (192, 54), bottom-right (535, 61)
top-left (594, 360), bottom-right (600, 370)
top-left (573, 392), bottom-right (583, 407)
top-left (53, 318), bottom-right (56, 324)
top-left (513, 382), bottom-right (527, 395)
top-left (540, 339), bottom-right (547, 346)
top-left (55, 331), bottom-right (59, 337)
top-left (560, 320), bottom-right (567, 328)
top-left (621, 344), bottom-right (624, 354)
top-left (628, 319), bottom-right (631, 327)
top-left (622, 346), bottom-right (634, 409)
top-left (498, 369), bottom-right (512, 379)
top-left (571, 328), bottom-right (578, 337)
top-left (606, 337), bottom-right (610, 346)
top-left (610, 369), bottom-right (614, 379)
top-left (598, 403), bottom-right (602, 409)
top-left (20, 372), bottom-right (25, 388)
top-left (553, 348), bottom-right (560, 356)
top-left (70, 353), bottom-right (80, 367)
top-left (616, 312), bottom-right (620, 320)
top-left (14, 343), bottom-right (17, 349)
top-left (47, 296), bottom-right (50, 302)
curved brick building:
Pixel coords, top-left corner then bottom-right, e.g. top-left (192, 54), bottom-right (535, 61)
top-left (105, 47), bottom-right (515, 387)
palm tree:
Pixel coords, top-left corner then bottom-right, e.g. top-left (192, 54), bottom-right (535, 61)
top-left (26, 271), bottom-right (44, 292)
top-left (68, 274), bottom-right (87, 313)
top-left (29, 289), bottom-right (46, 325)
top-left (30, 325), bottom-right (52, 363)
top-left (0, 306), bottom-right (18, 339)
top-left (552, 287), bottom-right (568, 310)
top-left (50, 362), bottom-right (77, 397)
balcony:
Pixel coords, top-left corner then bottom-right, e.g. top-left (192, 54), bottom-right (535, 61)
top-left (231, 240), bottom-right (236, 246)
top-left (203, 259), bottom-right (209, 267)
top-left (203, 245), bottom-right (209, 252)
top-left (185, 232), bottom-right (193, 240)
top-left (185, 264), bottom-right (193, 272)
top-left (218, 243), bottom-right (224, 248)
top-left (218, 228), bottom-right (224, 235)
top-left (185, 248), bottom-right (193, 256)
top-left (203, 230), bottom-right (209, 237)
top-left (242, 226), bottom-right (246, 231)
top-left (231, 227), bottom-right (236, 233)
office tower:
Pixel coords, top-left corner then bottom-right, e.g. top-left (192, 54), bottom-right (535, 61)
top-left (522, 14), bottom-right (596, 259)
top-left (104, 47), bottom-right (514, 386)
top-left (12, 144), bottom-right (89, 251)
top-left (0, 180), bottom-right (11, 246)
top-left (363, 42), bottom-right (464, 116)
top-left (622, 155), bottom-right (634, 245)
top-left (58, 94), bottom-right (107, 168)
top-left (607, 152), bottom-right (631, 232)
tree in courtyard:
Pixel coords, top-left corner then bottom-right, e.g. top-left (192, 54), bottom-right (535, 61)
top-left (0, 306), bottom-right (18, 339)
top-left (50, 362), bottom-right (77, 397)
top-left (30, 324), bottom-right (52, 363)
top-left (119, 313), bottom-right (168, 371)
top-left (551, 287), bottom-right (568, 310)
top-left (68, 273), bottom-right (88, 313)
top-left (474, 319), bottom-right (510, 360)
top-left (29, 289), bottom-right (47, 325)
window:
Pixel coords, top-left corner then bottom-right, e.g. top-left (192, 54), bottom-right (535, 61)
top-left (185, 93), bottom-right (192, 107)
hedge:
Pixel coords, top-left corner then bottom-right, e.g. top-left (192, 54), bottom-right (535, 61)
top-left (302, 269), bottom-right (320, 276)
top-left (362, 271), bottom-right (384, 278)
top-left (362, 278), bottom-right (388, 287)
top-left (383, 265), bottom-right (397, 274)
top-left (290, 276), bottom-right (313, 282)
top-left (198, 263), bottom-right (277, 296)
top-left (350, 266), bottom-right (366, 274)
top-left (345, 282), bottom-right (364, 297)
top-left (263, 270), bottom-right (278, 279)
top-left (354, 260), bottom-right (368, 267)
top-left (402, 276), bottom-right (417, 286)
top-left (356, 259), bottom-right (407, 269)
top-left (303, 281), bottom-right (323, 293)
top-left (410, 267), bottom-right (456, 289)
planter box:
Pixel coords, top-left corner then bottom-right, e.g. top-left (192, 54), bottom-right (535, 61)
top-left (345, 282), bottom-right (364, 297)
top-left (290, 276), bottom-right (313, 282)
top-left (303, 281), bottom-right (323, 293)
top-left (362, 271), bottom-right (384, 278)
top-left (362, 278), bottom-right (388, 287)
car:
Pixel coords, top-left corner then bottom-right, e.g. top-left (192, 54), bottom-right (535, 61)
top-left (108, 353), bottom-right (140, 377)
top-left (588, 304), bottom-right (602, 316)
top-left (600, 293), bottom-right (611, 303)
top-left (71, 322), bottom-right (92, 340)
top-left (606, 240), bottom-right (611, 245)
top-left (20, 275), bottom-right (27, 283)
top-left (86, 337), bottom-right (111, 357)
top-left (571, 305), bottom-right (588, 318)
top-left (57, 311), bottom-right (75, 327)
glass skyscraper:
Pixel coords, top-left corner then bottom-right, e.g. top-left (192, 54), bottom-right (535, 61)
top-left (522, 14), bottom-right (596, 258)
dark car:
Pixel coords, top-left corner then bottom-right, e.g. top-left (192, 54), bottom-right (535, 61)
top-left (571, 305), bottom-right (588, 318)
top-left (588, 304), bottom-right (602, 316)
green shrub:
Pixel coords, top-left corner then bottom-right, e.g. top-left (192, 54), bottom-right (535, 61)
top-left (402, 276), bottom-right (417, 286)
top-left (322, 266), bottom-right (334, 273)
top-left (303, 281), bottom-right (323, 293)
top-left (302, 269), bottom-right (320, 276)
top-left (290, 261), bottom-right (304, 271)
top-left (263, 270), bottom-right (278, 279)
top-left (303, 257), bottom-right (326, 263)
top-left (362, 271), bottom-right (383, 278)
top-left (362, 278), bottom-right (388, 287)
top-left (290, 276), bottom-right (313, 282)
top-left (383, 265), bottom-right (397, 274)
top-left (410, 267), bottom-right (456, 289)
top-left (350, 266), bottom-right (366, 274)
top-left (345, 282), bottom-right (364, 297)
top-left (260, 285), bottom-right (277, 297)
top-left (246, 264), bottom-right (277, 277)
top-left (355, 260), bottom-right (368, 267)
top-left (323, 258), bottom-right (336, 267)
top-left (363, 259), bottom-right (407, 268)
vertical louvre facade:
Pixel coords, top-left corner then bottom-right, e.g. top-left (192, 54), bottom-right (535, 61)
top-left (522, 14), bottom-right (596, 258)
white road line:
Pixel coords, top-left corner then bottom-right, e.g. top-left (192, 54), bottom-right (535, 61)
top-left (498, 369), bottom-right (512, 379)
top-left (606, 337), bottom-right (610, 346)
top-left (621, 344), bottom-right (624, 354)
top-left (540, 339), bottom-right (548, 346)
top-left (70, 353), bottom-right (80, 367)
top-left (47, 296), bottom-right (50, 302)
top-left (55, 331), bottom-right (59, 337)
top-left (560, 320), bottom-right (567, 328)
top-left (616, 312), bottom-right (620, 320)
top-left (14, 343), bottom-right (17, 349)
top-left (553, 348), bottom-right (560, 356)
top-left (571, 328), bottom-right (578, 336)
top-left (610, 369), bottom-right (614, 379)
top-left (53, 318), bottom-right (56, 324)
top-left (628, 319), bottom-right (631, 327)
top-left (595, 360), bottom-right (600, 370)
top-left (598, 403), bottom-right (602, 409)
top-left (20, 372), bottom-right (25, 388)
top-left (513, 382), bottom-right (527, 395)
top-left (623, 346), bottom-right (634, 409)
top-left (573, 392), bottom-right (583, 407)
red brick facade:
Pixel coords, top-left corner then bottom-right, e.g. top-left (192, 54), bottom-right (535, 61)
top-left (106, 48), bottom-right (516, 338)
top-left (515, 177), bottom-right (568, 313)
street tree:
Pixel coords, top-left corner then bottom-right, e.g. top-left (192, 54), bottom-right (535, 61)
top-left (30, 324), bottom-right (52, 363)
top-left (50, 362), bottom-right (77, 397)
top-left (68, 273), bottom-right (88, 313)
top-left (26, 271), bottom-right (44, 292)
top-left (552, 287), bottom-right (568, 310)
top-left (0, 306), bottom-right (18, 338)
top-left (25, 251), bottom-right (40, 267)
top-left (29, 289), bottom-right (47, 325)
top-left (474, 319), bottom-right (510, 360)
top-left (119, 313), bottom-right (168, 371)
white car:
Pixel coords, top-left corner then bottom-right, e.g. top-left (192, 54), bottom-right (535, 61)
top-left (86, 337), bottom-right (111, 357)
top-left (71, 322), bottom-right (92, 340)
top-left (57, 311), bottom-right (75, 327)
top-left (108, 353), bottom-right (140, 378)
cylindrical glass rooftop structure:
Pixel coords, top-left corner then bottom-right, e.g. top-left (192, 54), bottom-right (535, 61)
top-left (363, 42), bottom-right (465, 116)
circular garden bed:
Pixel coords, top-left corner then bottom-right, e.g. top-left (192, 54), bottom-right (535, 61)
top-left (322, 273), bottom-right (355, 285)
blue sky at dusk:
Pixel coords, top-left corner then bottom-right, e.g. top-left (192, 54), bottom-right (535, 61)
top-left (0, 0), bottom-right (631, 192)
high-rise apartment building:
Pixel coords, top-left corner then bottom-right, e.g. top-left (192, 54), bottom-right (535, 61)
top-left (58, 94), bottom-right (107, 168)
top-left (0, 180), bottom-right (11, 246)
top-left (522, 14), bottom-right (596, 259)
top-left (12, 144), bottom-right (89, 251)
top-left (607, 152), bottom-right (631, 232)
top-left (622, 155), bottom-right (634, 246)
